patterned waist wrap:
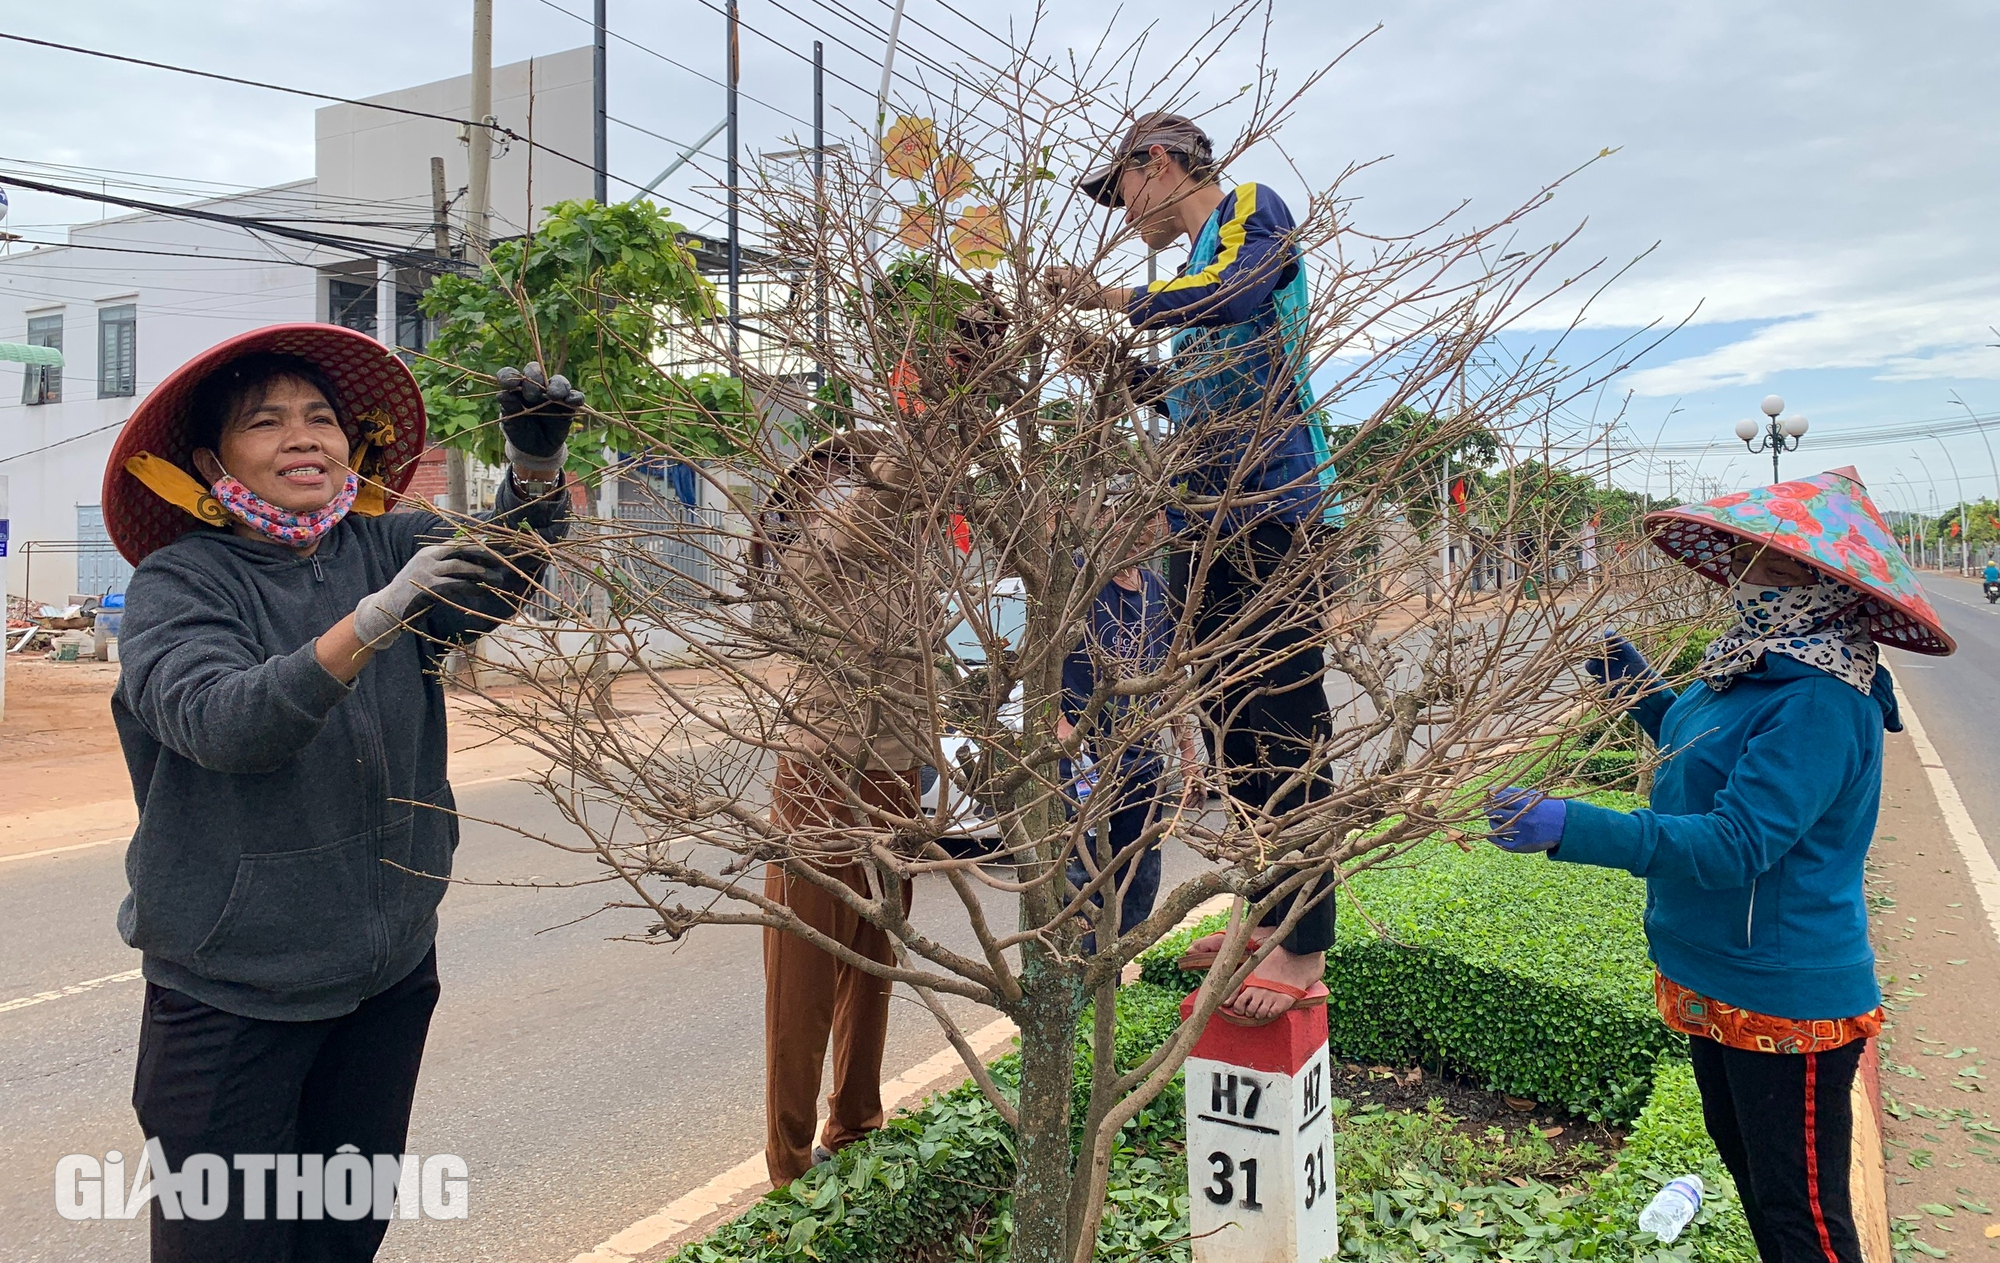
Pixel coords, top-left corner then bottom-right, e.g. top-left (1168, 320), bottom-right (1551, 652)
top-left (1655, 972), bottom-right (1881, 1055)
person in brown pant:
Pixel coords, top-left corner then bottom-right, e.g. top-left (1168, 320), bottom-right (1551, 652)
top-left (763, 759), bottom-right (920, 1183)
top-left (759, 431), bottom-right (932, 1185)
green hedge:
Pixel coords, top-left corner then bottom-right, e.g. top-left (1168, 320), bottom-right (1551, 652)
top-left (1141, 809), bottom-right (1681, 1123)
top-left (668, 792), bottom-right (1764, 1262)
top-left (664, 983), bottom-right (1192, 1263)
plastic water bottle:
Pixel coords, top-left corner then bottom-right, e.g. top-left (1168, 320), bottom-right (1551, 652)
top-left (1638, 1175), bottom-right (1704, 1243)
top-left (1071, 754), bottom-right (1097, 803)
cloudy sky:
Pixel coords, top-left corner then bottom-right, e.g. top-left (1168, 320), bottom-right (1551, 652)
top-left (5, 0), bottom-right (1997, 504)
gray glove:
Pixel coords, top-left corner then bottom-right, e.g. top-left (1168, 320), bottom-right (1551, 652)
top-left (353, 544), bottom-right (512, 648)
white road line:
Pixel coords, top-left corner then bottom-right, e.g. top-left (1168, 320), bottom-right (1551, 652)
top-left (567, 1017), bottom-right (1021, 1263)
top-left (1897, 691), bottom-right (2000, 949)
top-left (0, 968), bottom-right (143, 1016)
top-left (0, 835), bottom-right (128, 865)
top-left (0, 772), bottom-right (539, 869)
top-left (565, 892), bottom-right (1239, 1263)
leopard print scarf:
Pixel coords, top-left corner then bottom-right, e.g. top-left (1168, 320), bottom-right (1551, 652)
top-left (1701, 578), bottom-right (1879, 696)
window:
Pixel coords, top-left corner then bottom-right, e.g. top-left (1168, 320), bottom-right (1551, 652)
top-left (21, 313), bottom-right (61, 405)
top-left (328, 279), bottom-right (376, 337)
top-left (397, 289), bottom-right (428, 354)
top-left (98, 304), bottom-right (137, 398)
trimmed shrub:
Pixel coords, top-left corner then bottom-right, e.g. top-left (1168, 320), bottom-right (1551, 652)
top-left (664, 982), bottom-right (1192, 1263)
top-left (1142, 812), bottom-right (1681, 1122)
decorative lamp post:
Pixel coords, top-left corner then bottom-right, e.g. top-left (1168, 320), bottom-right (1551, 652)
top-left (1734, 394), bottom-right (1809, 482)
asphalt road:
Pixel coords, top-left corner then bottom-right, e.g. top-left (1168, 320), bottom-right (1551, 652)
top-left (0, 769), bottom-right (1217, 1263)
top-left (1885, 570), bottom-right (2000, 871)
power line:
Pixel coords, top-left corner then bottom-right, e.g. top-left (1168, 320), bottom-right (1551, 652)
top-left (527, 0), bottom-right (817, 130)
top-left (0, 417), bottom-right (132, 466)
top-left (0, 171), bottom-right (459, 271)
top-left (0, 155), bottom-right (436, 213)
top-left (0, 29), bottom-right (631, 193)
top-left (0, 237), bottom-right (324, 268)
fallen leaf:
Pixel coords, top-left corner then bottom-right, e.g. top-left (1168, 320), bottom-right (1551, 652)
top-left (1984, 1222), bottom-right (2000, 1238)
top-left (1541, 1125), bottom-right (1566, 1138)
top-left (1401, 1067), bottom-right (1425, 1087)
top-left (1504, 1095), bottom-right (1538, 1112)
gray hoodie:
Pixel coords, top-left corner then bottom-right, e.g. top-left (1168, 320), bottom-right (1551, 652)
top-left (112, 486), bottom-right (564, 1020)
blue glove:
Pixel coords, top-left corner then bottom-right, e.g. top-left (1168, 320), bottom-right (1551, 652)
top-left (1582, 631), bottom-right (1661, 703)
top-left (1485, 787), bottom-right (1567, 854)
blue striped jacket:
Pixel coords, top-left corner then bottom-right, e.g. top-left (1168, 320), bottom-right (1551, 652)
top-left (1127, 182), bottom-right (1338, 531)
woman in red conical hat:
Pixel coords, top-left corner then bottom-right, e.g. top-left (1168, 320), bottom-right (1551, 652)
top-left (1481, 468), bottom-right (1950, 1263)
top-left (104, 323), bottom-right (580, 1261)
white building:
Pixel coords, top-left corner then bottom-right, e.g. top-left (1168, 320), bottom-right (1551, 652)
top-left (0, 48), bottom-right (592, 605)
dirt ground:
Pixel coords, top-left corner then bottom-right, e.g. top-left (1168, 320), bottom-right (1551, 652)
top-left (1870, 733), bottom-right (2000, 1253)
top-left (0, 653), bottom-right (736, 860)
top-left (1327, 1058), bottom-right (1627, 1168)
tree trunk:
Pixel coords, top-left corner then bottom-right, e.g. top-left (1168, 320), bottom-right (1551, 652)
top-left (1008, 963), bottom-right (1082, 1263)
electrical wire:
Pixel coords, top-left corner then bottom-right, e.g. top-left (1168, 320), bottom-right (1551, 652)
top-left (0, 156), bottom-right (436, 213)
top-left (0, 238), bottom-right (329, 267)
top-left (526, 0), bottom-right (817, 130)
top-left (0, 417), bottom-right (133, 466)
top-left (0, 171), bottom-right (457, 270)
top-left (0, 29), bottom-right (634, 193)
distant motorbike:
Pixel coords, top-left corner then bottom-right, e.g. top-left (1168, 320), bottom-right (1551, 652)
top-left (1985, 580), bottom-right (2000, 604)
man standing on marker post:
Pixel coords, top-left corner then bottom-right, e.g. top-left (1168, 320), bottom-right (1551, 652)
top-left (1047, 112), bottom-right (1341, 1025)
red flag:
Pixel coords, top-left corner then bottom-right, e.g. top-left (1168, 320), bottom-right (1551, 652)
top-left (949, 513), bottom-right (972, 554)
top-left (1448, 476), bottom-right (1469, 511)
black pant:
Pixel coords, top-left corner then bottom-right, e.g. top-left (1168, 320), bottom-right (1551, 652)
top-left (1066, 766), bottom-right (1167, 953)
top-left (1688, 1034), bottom-right (1864, 1263)
top-left (1170, 520), bottom-right (1337, 954)
top-left (132, 949), bottom-right (441, 1263)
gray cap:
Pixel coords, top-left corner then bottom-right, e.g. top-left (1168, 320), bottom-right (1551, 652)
top-left (1077, 112), bottom-right (1212, 208)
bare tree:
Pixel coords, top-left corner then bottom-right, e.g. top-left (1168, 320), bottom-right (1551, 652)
top-left (432, 8), bottom-right (1704, 1260)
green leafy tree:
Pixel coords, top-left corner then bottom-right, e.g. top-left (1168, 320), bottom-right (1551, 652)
top-left (1330, 405), bottom-right (1501, 535)
top-left (416, 199), bottom-right (754, 472)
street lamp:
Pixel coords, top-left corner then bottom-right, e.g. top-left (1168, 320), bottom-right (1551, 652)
top-left (1734, 394), bottom-right (1809, 482)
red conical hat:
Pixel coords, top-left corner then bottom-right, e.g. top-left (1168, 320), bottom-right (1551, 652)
top-left (102, 323), bottom-right (428, 564)
top-left (1645, 467), bottom-right (1954, 655)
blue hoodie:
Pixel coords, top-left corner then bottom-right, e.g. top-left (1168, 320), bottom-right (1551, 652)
top-left (1555, 654), bottom-right (1900, 1021)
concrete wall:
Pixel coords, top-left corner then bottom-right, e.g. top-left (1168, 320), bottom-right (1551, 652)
top-left (315, 46), bottom-right (595, 244)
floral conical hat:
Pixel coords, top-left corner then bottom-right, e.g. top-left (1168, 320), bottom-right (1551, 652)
top-left (1645, 467), bottom-right (1954, 655)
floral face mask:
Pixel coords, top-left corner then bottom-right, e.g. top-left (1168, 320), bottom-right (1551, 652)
top-left (211, 470), bottom-right (360, 548)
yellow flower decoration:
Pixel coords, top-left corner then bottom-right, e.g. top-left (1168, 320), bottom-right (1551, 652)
top-left (895, 204), bottom-right (939, 249)
top-left (931, 153), bottom-right (975, 200)
top-left (950, 206), bottom-right (1009, 270)
top-left (882, 116), bottom-right (939, 181)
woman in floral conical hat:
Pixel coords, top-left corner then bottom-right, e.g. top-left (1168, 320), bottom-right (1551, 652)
top-left (1483, 468), bottom-right (1949, 1263)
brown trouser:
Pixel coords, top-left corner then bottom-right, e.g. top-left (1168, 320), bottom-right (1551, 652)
top-left (763, 757), bottom-right (917, 1185)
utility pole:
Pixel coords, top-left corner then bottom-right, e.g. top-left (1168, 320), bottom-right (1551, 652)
top-left (813, 39), bottom-right (826, 384)
top-left (467, 0), bottom-right (494, 259)
top-left (432, 156), bottom-right (469, 515)
top-left (451, 0), bottom-right (495, 516)
top-left (593, 0), bottom-right (608, 204)
top-left (725, 0), bottom-right (741, 356)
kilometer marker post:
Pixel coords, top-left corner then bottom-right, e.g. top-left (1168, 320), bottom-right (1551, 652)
top-left (1180, 991), bottom-right (1338, 1263)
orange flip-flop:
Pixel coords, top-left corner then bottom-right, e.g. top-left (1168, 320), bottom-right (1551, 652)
top-left (1218, 977), bottom-right (1330, 1028)
top-left (1175, 931), bottom-right (1268, 973)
